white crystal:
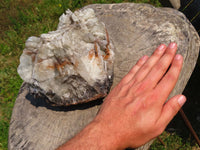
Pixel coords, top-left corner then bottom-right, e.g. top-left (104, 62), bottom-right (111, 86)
top-left (17, 8), bottom-right (115, 105)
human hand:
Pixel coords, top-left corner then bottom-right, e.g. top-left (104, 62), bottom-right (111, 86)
top-left (57, 43), bottom-right (186, 150)
top-left (93, 42), bottom-right (186, 149)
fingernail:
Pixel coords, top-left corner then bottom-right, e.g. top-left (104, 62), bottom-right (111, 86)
top-left (158, 44), bottom-right (166, 51)
top-left (141, 55), bottom-right (148, 61)
top-left (175, 54), bottom-right (182, 60)
top-left (169, 42), bottom-right (176, 49)
top-left (178, 95), bottom-right (186, 106)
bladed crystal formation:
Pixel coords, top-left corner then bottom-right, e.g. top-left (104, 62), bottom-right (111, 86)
top-left (18, 8), bottom-right (115, 106)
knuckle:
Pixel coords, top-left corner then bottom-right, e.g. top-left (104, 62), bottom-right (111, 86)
top-left (168, 101), bottom-right (180, 113)
top-left (129, 67), bottom-right (137, 74)
top-left (129, 65), bottom-right (137, 74)
top-left (117, 83), bottom-right (130, 96)
top-left (121, 71), bottom-right (136, 85)
top-left (131, 77), bottom-right (139, 85)
top-left (142, 63), bottom-right (151, 72)
top-left (153, 49), bottom-right (163, 57)
top-left (165, 48), bottom-right (175, 56)
top-left (154, 62), bottom-right (167, 72)
top-left (145, 93), bottom-right (158, 106)
top-left (135, 80), bottom-right (150, 94)
top-left (149, 92), bottom-right (159, 100)
top-left (166, 73), bottom-right (177, 82)
top-left (120, 76), bottom-right (130, 85)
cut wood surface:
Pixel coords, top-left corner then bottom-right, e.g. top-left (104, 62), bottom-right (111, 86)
top-left (9, 3), bottom-right (199, 150)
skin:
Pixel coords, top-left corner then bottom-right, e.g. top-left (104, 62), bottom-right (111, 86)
top-left (57, 42), bottom-right (186, 150)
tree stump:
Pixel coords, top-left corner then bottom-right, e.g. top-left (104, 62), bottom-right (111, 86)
top-left (9, 3), bottom-right (199, 150)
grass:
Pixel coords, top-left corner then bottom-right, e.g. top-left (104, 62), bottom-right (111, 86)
top-left (150, 132), bottom-right (199, 150)
top-left (0, 0), bottom-right (199, 150)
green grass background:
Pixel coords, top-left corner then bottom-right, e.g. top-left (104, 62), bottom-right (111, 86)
top-left (0, 0), bottom-right (199, 149)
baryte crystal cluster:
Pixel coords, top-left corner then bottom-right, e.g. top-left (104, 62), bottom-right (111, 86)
top-left (17, 8), bottom-right (115, 106)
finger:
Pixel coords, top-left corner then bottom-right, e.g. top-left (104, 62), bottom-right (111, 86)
top-left (114, 56), bottom-right (149, 97)
top-left (130, 44), bottom-right (167, 84)
top-left (156, 95), bottom-right (186, 128)
top-left (155, 54), bottom-right (183, 104)
top-left (143, 43), bottom-right (178, 88)
top-left (120, 55), bottom-right (149, 85)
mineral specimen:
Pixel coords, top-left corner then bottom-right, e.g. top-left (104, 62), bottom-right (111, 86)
top-left (17, 8), bottom-right (115, 106)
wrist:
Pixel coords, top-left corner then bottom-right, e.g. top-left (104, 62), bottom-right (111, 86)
top-left (90, 118), bottom-right (125, 150)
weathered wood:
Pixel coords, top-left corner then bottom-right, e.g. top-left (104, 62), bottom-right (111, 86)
top-left (9, 3), bottom-right (199, 150)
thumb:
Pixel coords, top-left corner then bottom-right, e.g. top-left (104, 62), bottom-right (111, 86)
top-left (157, 95), bottom-right (186, 127)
